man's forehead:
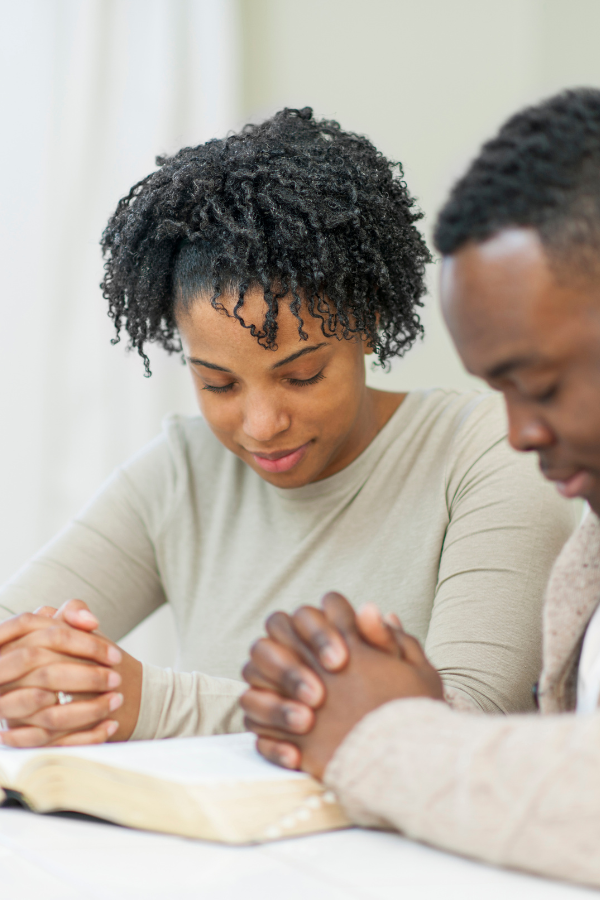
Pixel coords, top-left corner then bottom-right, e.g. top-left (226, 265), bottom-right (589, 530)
top-left (440, 230), bottom-right (580, 376)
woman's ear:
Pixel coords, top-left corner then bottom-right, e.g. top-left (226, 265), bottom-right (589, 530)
top-left (363, 313), bottom-right (379, 356)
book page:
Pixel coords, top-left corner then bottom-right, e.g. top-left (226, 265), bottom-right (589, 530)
top-left (0, 733), bottom-right (307, 787)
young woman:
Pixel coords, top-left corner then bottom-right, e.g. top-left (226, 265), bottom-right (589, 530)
top-left (0, 108), bottom-right (576, 747)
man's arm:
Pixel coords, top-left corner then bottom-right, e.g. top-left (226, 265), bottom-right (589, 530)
top-left (241, 594), bottom-right (600, 889)
top-left (325, 698), bottom-right (600, 889)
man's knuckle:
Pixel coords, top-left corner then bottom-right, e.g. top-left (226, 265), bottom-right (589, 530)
top-left (250, 638), bottom-right (269, 661)
top-left (281, 667), bottom-right (304, 696)
top-left (241, 661), bottom-right (253, 683)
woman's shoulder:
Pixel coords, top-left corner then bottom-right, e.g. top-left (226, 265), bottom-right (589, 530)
top-left (115, 413), bottom-right (235, 517)
top-left (121, 413), bottom-right (229, 484)
top-left (396, 387), bottom-right (507, 453)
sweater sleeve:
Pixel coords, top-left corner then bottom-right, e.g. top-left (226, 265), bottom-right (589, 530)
top-left (130, 665), bottom-right (246, 739)
top-left (325, 698), bottom-right (600, 889)
top-left (425, 399), bottom-right (578, 713)
top-left (0, 426), bottom-right (248, 740)
top-left (0, 462), bottom-right (168, 641)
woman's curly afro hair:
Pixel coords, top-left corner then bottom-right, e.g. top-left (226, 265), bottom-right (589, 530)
top-left (101, 107), bottom-right (431, 375)
top-left (435, 88), bottom-right (600, 261)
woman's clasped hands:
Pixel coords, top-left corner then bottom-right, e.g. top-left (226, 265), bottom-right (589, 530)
top-left (0, 600), bottom-right (142, 747)
top-left (241, 592), bottom-right (445, 779)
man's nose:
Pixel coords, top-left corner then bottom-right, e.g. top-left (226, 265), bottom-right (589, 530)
top-left (242, 393), bottom-right (291, 443)
top-left (507, 402), bottom-right (554, 453)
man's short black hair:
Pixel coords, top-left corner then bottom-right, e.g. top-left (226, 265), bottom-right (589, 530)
top-left (434, 88), bottom-right (600, 262)
top-left (101, 107), bottom-right (431, 375)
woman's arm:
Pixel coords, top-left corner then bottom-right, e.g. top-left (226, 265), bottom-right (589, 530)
top-left (427, 412), bottom-right (578, 713)
top-left (0, 465), bottom-right (167, 638)
top-left (0, 444), bottom-right (170, 745)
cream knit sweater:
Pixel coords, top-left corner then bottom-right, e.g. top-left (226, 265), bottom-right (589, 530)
top-left (325, 513), bottom-right (600, 889)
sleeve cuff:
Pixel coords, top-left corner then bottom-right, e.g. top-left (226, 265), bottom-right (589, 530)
top-left (130, 663), bottom-right (246, 740)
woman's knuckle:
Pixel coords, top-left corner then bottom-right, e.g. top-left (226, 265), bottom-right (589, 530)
top-left (32, 688), bottom-right (50, 706)
top-left (37, 707), bottom-right (58, 728)
top-left (37, 666), bottom-right (53, 688)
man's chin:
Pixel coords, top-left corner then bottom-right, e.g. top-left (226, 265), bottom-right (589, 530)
top-left (553, 470), bottom-right (596, 501)
top-left (584, 484), bottom-right (600, 517)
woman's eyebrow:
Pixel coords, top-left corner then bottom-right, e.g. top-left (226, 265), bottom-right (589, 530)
top-left (186, 357), bottom-right (232, 373)
top-left (271, 343), bottom-right (328, 370)
top-left (187, 343), bottom-right (329, 374)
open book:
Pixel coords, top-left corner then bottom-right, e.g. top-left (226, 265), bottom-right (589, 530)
top-left (0, 732), bottom-right (350, 844)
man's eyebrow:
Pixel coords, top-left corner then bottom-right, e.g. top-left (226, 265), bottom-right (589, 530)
top-left (485, 355), bottom-right (536, 379)
top-left (186, 358), bottom-right (233, 373)
top-left (271, 343), bottom-right (329, 370)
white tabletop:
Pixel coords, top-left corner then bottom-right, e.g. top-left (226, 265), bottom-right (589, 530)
top-left (0, 809), bottom-right (595, 900)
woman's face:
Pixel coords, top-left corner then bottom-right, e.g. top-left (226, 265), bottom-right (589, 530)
top-left (176, 287), bottom-right (376, 488)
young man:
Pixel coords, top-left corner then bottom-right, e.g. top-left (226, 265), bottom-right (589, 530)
top-left (241, 88), bottom-right (600, 888)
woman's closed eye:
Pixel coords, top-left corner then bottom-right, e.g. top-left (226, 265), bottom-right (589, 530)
top-left (202, 382), bottom-right (235, 393)
top-left (287, 371), bottom-right (326, 387)
top-left (201, 371), bottom-right (326, 392)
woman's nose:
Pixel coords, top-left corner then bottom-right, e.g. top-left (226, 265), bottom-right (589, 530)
top-left (242, 395), bottom-right (291, 443)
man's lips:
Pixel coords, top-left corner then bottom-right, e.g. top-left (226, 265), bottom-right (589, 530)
top-left (547, 469), bottom-right (595, 499)
top-left (249, 442), bottom-right (312, 474)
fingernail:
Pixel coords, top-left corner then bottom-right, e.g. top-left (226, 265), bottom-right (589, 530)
top-left (285, 706), bottom-right (311, 731)
top-left (109, 693), bottom-right (123, 711)
top-left (278, 749), bottom-right (297, 769)
top-left (297, 681), bottom-right (321, 705)
top-left (320, 645), bottom-right (344, 669)
top-left (108, 671), bottom-right (122, 689)
top-left (78, 610), bottom-right (98, 625)
top-left (106, 720), bottom-right (119, 736)
top-left (107, 647), bottom-right (122, 664)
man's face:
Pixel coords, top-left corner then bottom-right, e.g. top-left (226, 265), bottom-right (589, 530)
top-left (441, 228), bottom-right (600, 515)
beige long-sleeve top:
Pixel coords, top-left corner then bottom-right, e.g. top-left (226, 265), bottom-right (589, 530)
top-left (0, 389), bottom-right (577, 739)
top-left (324, 511), bottom-right (600, 889)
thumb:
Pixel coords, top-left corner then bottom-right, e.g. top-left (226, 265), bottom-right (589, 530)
top-left (356, 604), bottom-right (399, 655)
top-left (54, 599), bottom-right (99, 632)
top-left (384, 614), bottom-right (428, 666)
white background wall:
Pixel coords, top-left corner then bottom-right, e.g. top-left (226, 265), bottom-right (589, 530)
top-left (1, 0), bottom-right (598, 665)
top-left (239, 0), bottom-right (600, 393)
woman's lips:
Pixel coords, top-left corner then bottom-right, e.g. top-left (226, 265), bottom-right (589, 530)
top-left (250, 442), bottom-right (311, 474)
top-left (554, 470), bottom-right (594, 499)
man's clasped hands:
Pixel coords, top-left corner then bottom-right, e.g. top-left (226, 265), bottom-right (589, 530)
top-left (0, 593), bottom-right (443, 776)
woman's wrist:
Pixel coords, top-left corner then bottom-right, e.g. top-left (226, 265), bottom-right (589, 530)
top-left (108, 649), bottom-right (143, 741)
